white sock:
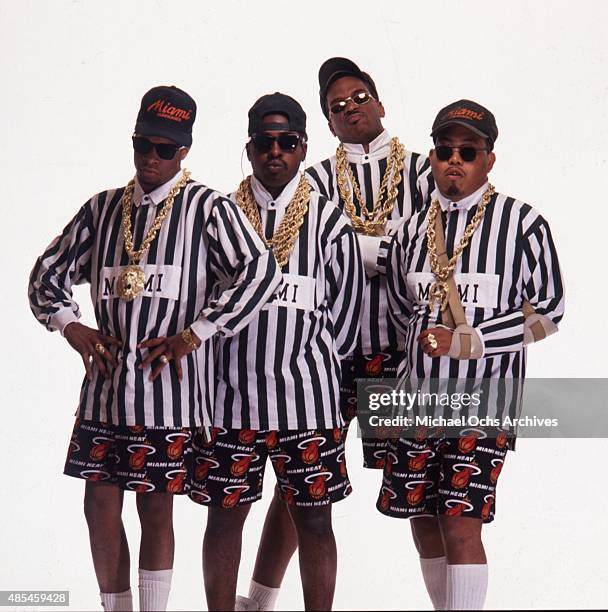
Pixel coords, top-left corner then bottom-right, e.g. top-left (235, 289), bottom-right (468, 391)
top-left (446, 564), bottom-right (488, 610)
top-left (420, 556), bottom-right (447, 610)
top-left (235, 595), bottom-right (260, 611)
top-left (248, 579), bottom-right (280, 611)
top-left (138, 569), bottom-right (173, 612)
top-left (100, 589), bottom-right (133, 611)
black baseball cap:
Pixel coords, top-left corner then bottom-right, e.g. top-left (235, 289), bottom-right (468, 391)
top-left (248, 92), bottom-right (307, 137)
top-left (134, 86), bottom-right (196, 146)
top-left (431, 99), bottom-right (499, 150)
top-left (318, 57), bottom-right (379, 118)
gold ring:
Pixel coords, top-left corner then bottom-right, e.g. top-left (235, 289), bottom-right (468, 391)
top-left (94, 342), bottom-right (105, 354)
top-left (160, 355), bottom-right (169, 365)
top-left (427, 334), bottom-right (438, 351)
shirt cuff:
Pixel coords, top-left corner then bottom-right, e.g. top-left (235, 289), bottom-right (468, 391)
top-left (53, 310), bottom-right (80, 336)
top-left (190, 316), bottom-right (219, 343)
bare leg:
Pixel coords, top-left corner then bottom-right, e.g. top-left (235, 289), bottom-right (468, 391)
top-left (252, 485), bottom-right (299, 587)
top-left (203, 505), bottom-right (251, 611)
top-left (438, 516), bottom-right (485, 564)
top-left (84, 481), bottom-right (130, 593)
top-left (410, 516), bottom-right (446, 558)
top-left (288, 505), bottom-right (336, 611)
top-left (136, 492), bottom-right (175, 569)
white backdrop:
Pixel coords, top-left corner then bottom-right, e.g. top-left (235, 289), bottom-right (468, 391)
top-left (2, 1), bottom-right (607, 610)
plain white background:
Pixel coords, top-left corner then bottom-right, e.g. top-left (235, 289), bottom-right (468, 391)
top-left (2, 1), bottom-right (607, 610)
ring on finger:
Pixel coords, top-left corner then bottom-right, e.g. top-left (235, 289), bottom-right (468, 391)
top-left (160, 354), bottom-right (169, 365)
top-left (427, 334), bottom-right (438, 351)
top-left (94, 342), bottom-right (106, 354)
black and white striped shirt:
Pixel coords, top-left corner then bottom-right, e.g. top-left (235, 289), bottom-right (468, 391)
top-left (387, 182), bottom-right (565, 379)
top-left (29, 171), bottom-right (281, 428)
top-left (306, 130), bottom-right (433, 355)
top-left (214, 174), bottom-right (365, 430)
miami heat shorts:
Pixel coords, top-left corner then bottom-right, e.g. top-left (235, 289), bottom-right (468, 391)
top-left (341, 351), bottom-right (404, 469)
top-left (376, 429), bottom-right (510, 523)
top-left (188, 427), bottom-right (351, 508)
top-left (64, 418), bottom-right (194, 494)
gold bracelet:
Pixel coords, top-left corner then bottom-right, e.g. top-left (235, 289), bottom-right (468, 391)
top-left (181, 328), bottom-right (200, 350)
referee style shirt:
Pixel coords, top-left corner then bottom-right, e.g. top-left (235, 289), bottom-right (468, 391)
top-left (29, 171), bottom-right (281, 428)
top-left (388, 182), bottom-right (565, 380)
top-left (306, 130), bottom-right (434, 355)
top-left (214, 173), bottom-right (365, 430)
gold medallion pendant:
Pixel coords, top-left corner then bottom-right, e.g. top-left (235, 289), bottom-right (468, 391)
top-left (117, 265), bottom-right (146, 301)
top-left (117, 169), bottom-right (190, 301)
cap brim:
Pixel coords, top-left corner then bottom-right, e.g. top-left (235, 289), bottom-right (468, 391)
top-left (134, 122), bottom-right (192, 146)
top-left (431, 120), bottom-right (490, 141)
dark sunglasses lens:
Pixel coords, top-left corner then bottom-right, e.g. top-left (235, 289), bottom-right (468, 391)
top-left (435, 146), bottom-right (452, 161)
top-left (330, 101), bottom-right (346, 114)
top-left (155, 143), bottom-right (180, 160)
top-left (354, 92), bottom-right (370, 105)
top-left (132, 137), bottom-right (153, 155)
top-left (277, 134), bottom-right (300, 151)
top-left (459, 147), bottom-right (478, 162)
top-left (252, 135), bottom-right (273, 152)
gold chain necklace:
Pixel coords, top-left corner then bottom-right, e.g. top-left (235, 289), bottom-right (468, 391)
top-left (117, 169), bottom-right (190, 301)
top-left (235, 174), bottom-right (311, 268)
top-left (335, 137), bottom-right (405, 236)
top-left (426, 183), bottom-right (496, 313)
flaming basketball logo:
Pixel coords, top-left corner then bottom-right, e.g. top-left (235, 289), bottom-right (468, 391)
top-left (298, 436), bottom-right (326, 465)
top-left (127, 443), bottom-right (155, 470)
top-left (238, 429), bottom-right (256, 445)
top-left (230, 453), bottom-right (256, 477)
top-left (444, 499), bottom-right (474, 517)
top-left (304, 471), bottom-right (332, 500)
top-left (271, 454), bottom-right (291, 476)
top-left (89, 437), bottom-right (112, 461)
top-left (407, 449), bottom-right (433, 472)
top-left (166, 469), bottom-right (186, 494)
top-left (221, 485), bottom-right (249, 509)
top-left (405, 480), bottom-right (432, 506)
top-left (265, 431), bottom-right (278, 449)
top-left (481, 494), bottom-right (494, 521)
top-left (364, 354), bottom-right (385, 376)
top-left (451, 464), bottom-right (482, 489)
top-left (490, 459), bottom-right (504, 484)
top-left (166, 432), bottom-right (189, 460)
top-left (379, 486), bottom-right (397, 512)
top-left (496, 430), bottom-right (508, 449)
top-left (384, 451), bottom-right (397, 475)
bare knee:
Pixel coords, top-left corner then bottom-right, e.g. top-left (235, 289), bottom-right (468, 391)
top-left (410, 516), bottom-right (444, 557)
top-left (290, 507), bottom-right (333, 538)
top-left (206, 506), bottom-right (250, 538)
top-left (438, 516), bottom-right (483, 558)
top-left (136, 492), bottom-right (174, 531)
top-left (83, 482), bottom-right (123, 525)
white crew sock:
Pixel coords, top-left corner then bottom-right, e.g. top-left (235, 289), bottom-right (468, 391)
top-left (446, 564), bottom-right (488, 610)
top-left (235, 595), bottom-right (260, 611)
top-left (247, 579), bottom-right (280, 611)
top-left (420, 556), bottom-right (447, 610)
top-left (138, 569), bottom-right (173, 612)
top-left (100, 588), bottom-right (133, 611)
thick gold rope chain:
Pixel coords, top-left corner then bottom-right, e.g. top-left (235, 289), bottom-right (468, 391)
top-left (235, 174), bottom-right (311, 268)
top-left (426, 183), bottom-right (496, 312)
top-left (335, 137), bottom-right (405, 236)
top-left (121, 169), bottom-right (190, 263)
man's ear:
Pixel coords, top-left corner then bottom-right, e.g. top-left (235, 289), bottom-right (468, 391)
top-left (328, 118), bottom-right (336, 137)
top-left (377, 100), bottom-right (386, 119)
top-left (486, 151), bottom-right (496, 173)
top-left (245, 142), bottom-right (252, 162)
top-left (179, 147), bottom-right (190, 161)
top-left (300, 141), bottom-right (308, 163)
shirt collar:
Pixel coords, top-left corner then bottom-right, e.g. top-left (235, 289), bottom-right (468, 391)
top-left (435, 181), bottom-right (490, 212)
top-left (342, 129), bottom-right (391, 164)
top-left (250, 173), bottom-right (300, 210)
top-left (133, 170), bottom-right (183, 207)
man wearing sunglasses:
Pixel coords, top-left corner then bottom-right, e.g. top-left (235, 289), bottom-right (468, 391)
top-left (28, 85), bottom-right (280, 612)
top-left (237, 58), bottom-right (434, 612)
top-left (379, 100), bottom-right (564, 610)
top-left (191, 92), bottom-right (364, 612)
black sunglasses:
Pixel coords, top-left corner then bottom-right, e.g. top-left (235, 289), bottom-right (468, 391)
top-left (132, 136), bottom-right (184, 160)
top-left (435, 145), bottom-right (488, 163)
top-left (250, 133), bottom-right (303, 153)
top-left (330, 91), bottom-right (373, 114)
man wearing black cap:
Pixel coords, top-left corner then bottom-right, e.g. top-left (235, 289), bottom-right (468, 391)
top-left (379, 100), bottom-right (564, 610)
top-left (191, 92), bottom-right (364, 612)
top-left (28, 85), bottom-right (281, 612)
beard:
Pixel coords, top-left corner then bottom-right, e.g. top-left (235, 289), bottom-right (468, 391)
top-left (446, 184), bottom-right (461, 197)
